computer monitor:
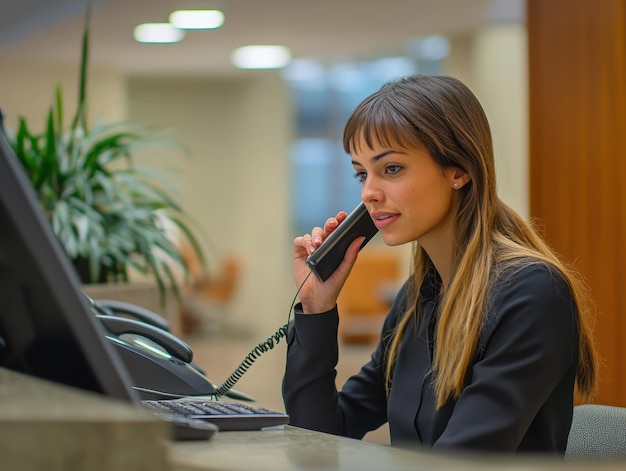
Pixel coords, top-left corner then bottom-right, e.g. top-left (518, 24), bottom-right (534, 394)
top-left (0, 111), bottom-right (138, 404)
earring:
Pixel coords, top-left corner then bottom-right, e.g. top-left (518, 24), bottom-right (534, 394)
top-left (453, 182), bottom-right (460, 189)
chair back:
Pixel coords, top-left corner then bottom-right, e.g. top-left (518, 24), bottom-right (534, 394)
top-left (565, 404), bottom-right (626, 460)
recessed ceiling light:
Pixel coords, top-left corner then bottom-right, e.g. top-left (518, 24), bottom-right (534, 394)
top-left (231, 45), bottom-right (292, 70)
top-left (134, 23), bottom-right (185, 44)
top-left (169, 10), bottom-right (225, 30)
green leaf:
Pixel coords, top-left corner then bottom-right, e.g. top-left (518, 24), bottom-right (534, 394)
top-left (41, 108), bottom-right (59, 192)
top-left (55, 87), bottom-right (64, 135)
top-left (71, 0), bottom-right (92, 132)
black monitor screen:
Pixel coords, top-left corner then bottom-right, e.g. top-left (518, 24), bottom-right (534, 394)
top-left (0, 113), bottom-right (137, 403)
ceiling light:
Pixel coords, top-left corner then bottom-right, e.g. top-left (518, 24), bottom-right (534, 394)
top-left (231, 45), bottom-right (292, 70)
top-left (169, 10), bottom-right (225, 30)
top-left (134, 23), bottom-right (185, 43)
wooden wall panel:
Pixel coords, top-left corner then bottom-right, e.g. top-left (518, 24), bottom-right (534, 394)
top-left (527, 0), bottom-right (626, 406)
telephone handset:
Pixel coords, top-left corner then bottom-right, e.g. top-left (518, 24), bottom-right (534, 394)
top-left (95, 299), bottom-right (171, 332)
top-left (305, 202), bottom-right (379, 282)
top-left (95, 298), bottom-right (208, 376)
top-left (96, 313), bottom-right (214, 400)
top-left (97, 315), bottom-right (194, 364)
top-left (92, 299), bottom-right (255, 402)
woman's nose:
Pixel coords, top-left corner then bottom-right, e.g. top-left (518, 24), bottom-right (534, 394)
top-left (361, 177), bottom-right (383, 202)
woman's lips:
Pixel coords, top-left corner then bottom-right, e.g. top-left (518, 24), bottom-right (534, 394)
top-left (371, 212), bottom-right (399, 229)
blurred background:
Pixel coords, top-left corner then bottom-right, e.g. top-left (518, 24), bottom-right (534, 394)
top-left (7, 0), bottom-right (623, 444)
top-left (0, 0), bottom-right (528, 337)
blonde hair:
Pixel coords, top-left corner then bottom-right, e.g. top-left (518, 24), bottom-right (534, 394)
top-left (343, 75), bottom-right (597, 408)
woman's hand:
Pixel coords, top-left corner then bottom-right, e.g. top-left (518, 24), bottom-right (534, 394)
top-left (293, 211), bottom-right (365, 314)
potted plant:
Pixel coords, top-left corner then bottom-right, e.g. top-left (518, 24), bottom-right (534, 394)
top-left (4, 5), bottom-right (206, 305)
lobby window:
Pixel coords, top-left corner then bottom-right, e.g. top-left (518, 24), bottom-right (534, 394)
top-left (283, 36), bottom-right (448, 236)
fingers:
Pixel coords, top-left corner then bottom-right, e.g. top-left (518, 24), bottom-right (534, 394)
top-left (320, 211), bottom-right (348, 239)
top-left (292, 211), bottom-right (361, 313)
top-left (294, 211), bottom-right (348, 256)
top-left (293, 232), bottom-right (320, 255)
top-left (344, 236), bottom-right (366, 262)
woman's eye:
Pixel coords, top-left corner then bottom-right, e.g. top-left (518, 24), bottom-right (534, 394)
top-left (353, 171), bottom-right (367, 183)
top-left (385, 165), bottom-right (402, 176)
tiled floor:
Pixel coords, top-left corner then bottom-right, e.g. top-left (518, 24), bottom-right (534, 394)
top-left (184, 330), bottom-right (391, 445)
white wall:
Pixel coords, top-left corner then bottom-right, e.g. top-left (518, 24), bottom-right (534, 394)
top-left (0, 61), bottom-right (126, 131)
top-left (445, 23), bottom-right (528, 218)
top-left (127, 74), bottom-right (294, 336)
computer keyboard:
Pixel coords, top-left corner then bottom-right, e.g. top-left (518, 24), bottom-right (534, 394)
top-left (143, 399), bottom-right (289, 431)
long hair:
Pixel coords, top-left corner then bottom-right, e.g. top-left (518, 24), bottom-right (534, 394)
top-left (343, 75), bottom-right (597, 408)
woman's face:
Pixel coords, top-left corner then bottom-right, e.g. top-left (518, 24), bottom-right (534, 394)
top-left (351, 136), bottom-right (461, 252)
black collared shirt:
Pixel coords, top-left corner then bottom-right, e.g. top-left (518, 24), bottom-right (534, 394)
top-left (283, 263), bottom-right (579, 453)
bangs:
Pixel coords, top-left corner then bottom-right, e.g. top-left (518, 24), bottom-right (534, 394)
top-left (343, 96), bottom-right (424, 155)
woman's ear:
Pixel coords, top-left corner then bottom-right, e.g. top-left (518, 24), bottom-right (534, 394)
top-left (449, 167), bottom-right (472, 189)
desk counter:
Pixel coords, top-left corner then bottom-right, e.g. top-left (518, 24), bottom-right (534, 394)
top-left (2, 367), bottom-right (623, 471)
top-left (168, 425), bottom-right (626, 471)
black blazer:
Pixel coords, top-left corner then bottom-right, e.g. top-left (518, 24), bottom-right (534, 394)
top-left (282, 263), bottom-right (579, 453)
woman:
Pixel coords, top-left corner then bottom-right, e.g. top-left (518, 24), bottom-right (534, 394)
top-left (282, 75), bottom-right (597, 453)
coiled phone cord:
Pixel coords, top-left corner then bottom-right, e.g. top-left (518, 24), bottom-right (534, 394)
top-left (210, 272), bottom-right (312, 400)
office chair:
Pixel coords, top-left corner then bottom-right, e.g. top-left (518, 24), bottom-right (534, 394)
top-left (336, 249), bottom-right (401, 344)
top-left (565, 404), bottom-right (626, 460)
